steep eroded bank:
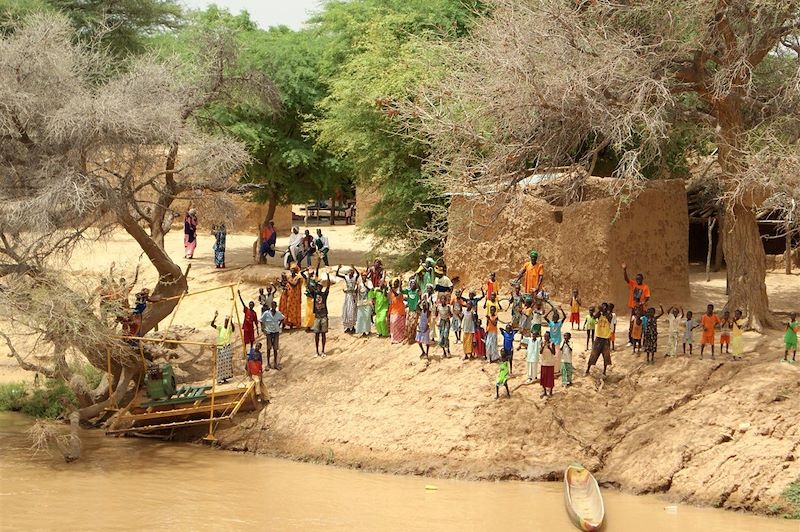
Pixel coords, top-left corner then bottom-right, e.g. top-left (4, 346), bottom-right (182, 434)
top-left (213, 324), bottom-right (800, 516)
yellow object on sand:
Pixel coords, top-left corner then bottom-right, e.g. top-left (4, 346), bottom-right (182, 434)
top-left (425, 485), bottom-right (438, 491)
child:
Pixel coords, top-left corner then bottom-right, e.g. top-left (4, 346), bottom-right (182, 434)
top-left (561, 332), bottom-right (574, 386)
top-left (545, 304), bottom-right (566, 352)
top-left (665, 306), bottom-right (683, 357)
top-left (524, 329), bottom-right (542, 383)
top-left (700, 304), bottom-right (721, 359)
top-left (435, 294), bottom-right (452, 358)
top-left (540, 332), bottom-right (556, 398)
top-left (258, 285), bottom-right (275, 315)
top-left (731, 309), bottom-right (744, 360)
top-left (246, 342), bottom-right (269, 402)
top-left (485, 272), bottom-right (497, 306)
top-left (784, 312), bottom-right (798, 363)
top-left (495, 353), bottom-right (510, 399)
top-left (474, 318), bottom-right (486, 360)
top-left (569, 289), bottom-right (581, 330)
top-left (630, 308), bottom-right (643, 354)
top-left (500, 324), bottom-right (517, 376)
top-left (583, 306), bottom-right (596, 351)
top-left (451, 289), bottom-right (463, 344)
top-left (683, 311), bottom-right (699, 355)
top-left (485, 292), bottom-right (503, 317)
top-left (486, 307), bottom-right (501, 362)
top-left (531, 301), bottom-right (544, 337)
top-left (509, 284), bottom-right (524, 329)
top-left (461, 301), bottom-right (475, 360)
top-left (416, 301), bottom-right (431, 358)
top-left (643, 306), bottom-right (664, 364)
top-left (609, 303), bottom-right (617, 351)
top-left (719, 310), bottom-right (732, 355)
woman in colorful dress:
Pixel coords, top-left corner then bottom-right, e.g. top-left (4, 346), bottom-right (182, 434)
top-left (355, 272), bottom-right (373, 336)
top-left (486, 306), bottom-right (500, 362)
top-left (388, 279), bottom-right (407, 344)
top-left (212, 223), bottom-right (226, 268)
top-left (281, 266), bottom-right (303, 329)
top-left (184, 208), bottom-right (197, 259)
top-left (370, 281), bottom-right (390, 338)
top-left (211, 311), bottom-right (235, 384)
top-left (336, 265), bottom-right (359, 333)
top-left (403, 278), bottom-right (421, 343)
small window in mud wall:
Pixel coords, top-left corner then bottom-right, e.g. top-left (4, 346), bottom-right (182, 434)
top-left (553, 210), bottom-right (563, 223)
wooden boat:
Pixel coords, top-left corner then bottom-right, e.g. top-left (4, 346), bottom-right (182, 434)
top-left (564, 464), bottom-right (605, 531)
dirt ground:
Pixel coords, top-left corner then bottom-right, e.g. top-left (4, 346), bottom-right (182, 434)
top-left (1, 223), bottom-right (799, 517)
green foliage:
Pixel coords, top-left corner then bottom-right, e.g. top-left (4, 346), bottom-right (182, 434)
top-left (49, 0), bottom-right (183, 55)
top-left (783, 477), bottom-right (800, 519)
top-left (0, 0), bottom-right (53, 34)
top-left (0, 382), bottom-right (27, 411)
top-left (0, 379), bottom-right (76, 418)
top-left (311, 0), bottom-right (480, 263)
top-left (70, 359), bottom-right (103, 390)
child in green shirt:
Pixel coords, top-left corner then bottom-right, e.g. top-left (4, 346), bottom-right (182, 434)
top-left (784, 312), bottom-right (798, 363)
top-left (495, 354), bottom-right (510, 399)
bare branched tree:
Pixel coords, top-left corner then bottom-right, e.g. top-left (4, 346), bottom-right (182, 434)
top-left (0, 13), bottom-right (278, 421)
top-left (405, 0), bottom-right (800, 330)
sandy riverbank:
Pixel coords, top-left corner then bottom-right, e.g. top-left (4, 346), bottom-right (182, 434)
top-left (1, 224), bottom-right (798, 518)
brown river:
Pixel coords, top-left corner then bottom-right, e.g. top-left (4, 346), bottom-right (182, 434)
top-left (0, 413), bottom-right (795, 532)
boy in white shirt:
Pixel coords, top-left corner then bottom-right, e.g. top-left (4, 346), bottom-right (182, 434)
top-left (666, 306), bottom-right (684, 357)
top-left (524, 330), bottom-right (542, 383)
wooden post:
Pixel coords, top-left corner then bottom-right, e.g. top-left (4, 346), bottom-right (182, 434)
top-left (107, 350), bottom-right (115, 408)
top-left (785, 232), bottom-right (793, 275)
top-left (706, 217), bottom-right (716, 282)
top-left (330, 196), bottom-right (335, 225)
top-left (205, 343), bottom-right (218, 441)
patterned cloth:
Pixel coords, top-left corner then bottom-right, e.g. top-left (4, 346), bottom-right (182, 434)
top-left (643, 317), bottom-right (658, 352)
top-left (216, 344), bottom-right (234, 381)
top-left (355, 282), bottom-right (372, 335)
top-left (405, 310), bottom-right (419, 343)
top-left (390, 313), bottom-right (406, 343)
top-left (342, 275), bottom-right (358, 330)
top-left (212, 227), bottom-right (226, 267)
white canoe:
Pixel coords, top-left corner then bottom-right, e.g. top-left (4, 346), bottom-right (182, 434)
top-left (564, 464), bottom-right (605, 531)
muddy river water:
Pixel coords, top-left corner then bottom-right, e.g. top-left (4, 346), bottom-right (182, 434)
top-left (0, 413), bottom-right (795, 531)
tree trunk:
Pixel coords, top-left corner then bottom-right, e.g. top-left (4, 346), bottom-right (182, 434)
top-left (721, 204), bottom-right (775, 330)
top-left (785, 233), bottom-right (792, 275)
top-left (264, 191), bottom-right (278, 225)
top-left (706, 217), bottom-right (715, 281)
top-left (714, 213), bottom-right (724, 271)
top-left (330, 196), bottom-right (335, 225)
top-left (715, 96), bottom-right (775, 330)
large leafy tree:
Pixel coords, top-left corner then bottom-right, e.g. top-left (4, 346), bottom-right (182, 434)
top-left (310, 0), bottom-right (480, 263)
top-left (157, 8), bottom-right (350, 227)
top-left (406, 0), bottom-right (800, 329)
top-left (1, 0), bottom-right (184, 53)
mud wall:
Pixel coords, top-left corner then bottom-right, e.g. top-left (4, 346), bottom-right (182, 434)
top-left (444, 179), bottom-right (689, 308)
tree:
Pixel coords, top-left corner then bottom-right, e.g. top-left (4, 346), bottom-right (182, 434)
top-left (48, 0), bottom-right (183, 55)
top-left (0, 13), bottom-right (276, 422)
top-left (310, 0), bottom-right (480, 263)
top-left (405, 0), bottom-right (800, 329)
top-left (155, 9), bottom-right (349, 238)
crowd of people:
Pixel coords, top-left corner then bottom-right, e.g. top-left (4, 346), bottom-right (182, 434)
top-left (227, 248), bottom-right (800, 403)
top-left (170, 208), bottom-right (800, 401)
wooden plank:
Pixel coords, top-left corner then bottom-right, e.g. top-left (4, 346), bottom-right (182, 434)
top-left (118, 401), bottom-right (240, 422)
top-left (106, 415), bottom-right (233, 435)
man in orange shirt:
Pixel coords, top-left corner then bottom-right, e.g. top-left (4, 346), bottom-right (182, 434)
top-left (622, 263), bottom-right (650, 345)
top-left (516, 251), bottom-right (544, 297)
top-left (700, 304), bottom-right (721, 359)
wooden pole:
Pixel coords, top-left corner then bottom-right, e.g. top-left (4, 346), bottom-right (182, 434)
top-left (160, 283), bottom-right (239, 301)
top-left (205, 341), bottom-right (218, 441)
top-left (786, 232), bottom-right (793, 275)
top-left (706, 217), bottom-right (716, 282)
top-left (163, 292), bottom-right (185, 335)
top-left (107, 350), bottom-right (115, 408)
top-left (116, 335), bottom-right (216, 347)
top-left (231, 285), bottom-right (246, 358)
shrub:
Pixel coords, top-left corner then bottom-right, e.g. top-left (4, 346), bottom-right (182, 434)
top-left (19, 379), bottom-right (77, 419)
top-left (0, 382), bottom-right (27, 411)
top-left (783, 477), bottom-right (800, 519)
